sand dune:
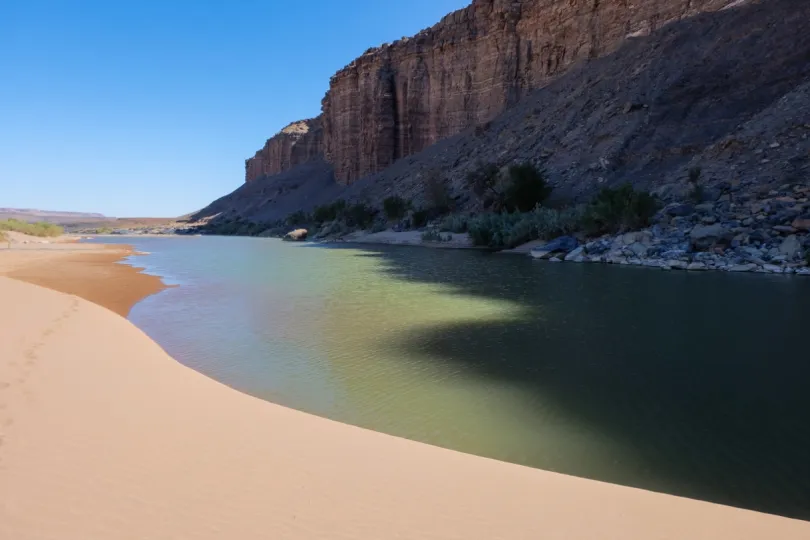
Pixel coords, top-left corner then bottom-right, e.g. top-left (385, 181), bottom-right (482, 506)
top-left (1, 274), bottom-right (808, 539)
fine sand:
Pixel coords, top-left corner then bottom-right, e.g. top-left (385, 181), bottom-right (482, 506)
top-left (1, 254), bottom-right (809, 539)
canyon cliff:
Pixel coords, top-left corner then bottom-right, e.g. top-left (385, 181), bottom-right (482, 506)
top-left (244, 119), bottom-right (323, 182)
top-left (245, 0), bottom-right (732, 184)
top-left (197, 0), bottom-right (810, 227)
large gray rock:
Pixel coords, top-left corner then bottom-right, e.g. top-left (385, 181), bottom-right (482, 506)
top-left (564, 247), bottom-right (585, 261)
top-left (627, 242), bottom-right (649, 258)
top-left (531, 236), bottom-right (578, 259)
top-left (690, 224), bottom-right (731, 250)
top-left (778, 235), bottom-right (802, 260)
top-left (728, 263), bottom-right (757, 272)
top-left (665, 204), bottom-right (694, 217)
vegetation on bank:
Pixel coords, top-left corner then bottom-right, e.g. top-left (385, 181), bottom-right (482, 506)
top-left (197, 161), bottom-right (658, 248)
top-left (0, 218), bottom-right (64, 237)
top-left (456, 163), bottom-right (659, 249)
top-left (383, 196), bottom-right (409, 221)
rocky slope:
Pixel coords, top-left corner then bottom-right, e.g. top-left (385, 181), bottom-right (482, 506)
top-left (200, 0), bottom-right (809, 232)
top-left (322, 0), bottom-right (733, 183)
top-left (243, 0), bottom-right (733, 184)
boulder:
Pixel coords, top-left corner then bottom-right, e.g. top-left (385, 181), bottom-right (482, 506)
top-left (530, 250), bottom-right (552, 260)
top-left (564, 247), bottom-right (585, 262)
top-left (687, 262), bottom-right (708, 271)
top-left (665, 204), bottom-right (694, 217)
top-left (627, 242), bottom-right (649, 258)
top-left (778, 235), bottom-right (803, 260)
top-left (283, 228), bottom-right (308, 242)
top-left (695, 203), bottom-right (715, 213)
top-left (728, 264), bottom-right (757, 272)
top-left (690, 224), bottom-right (731, 250)
top-left (791, 217), bottom-right (810, 231)
top-left (531, 236), bottom-right (578, 258)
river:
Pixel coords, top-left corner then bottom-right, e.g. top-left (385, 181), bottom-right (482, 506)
top-left (91, 235), bottom-right (810, 520)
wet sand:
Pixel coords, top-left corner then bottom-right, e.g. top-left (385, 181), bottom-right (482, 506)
top-left (0, 241), bottom-right (165, 316)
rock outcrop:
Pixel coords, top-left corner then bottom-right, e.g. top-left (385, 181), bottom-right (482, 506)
top-left (245, 0), bottom-right (734, 185)
top-left (245, 119), bottom-right (323, 182)
top-left (322, 0), bottom-right (732, 183)
top-left (201, 0), bottom-right (810, 237)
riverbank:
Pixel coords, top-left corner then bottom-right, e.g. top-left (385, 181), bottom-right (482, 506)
top-left (1, 261), bottom-right (809, 538)
top-left (0, 238), bottom-right (165, 316)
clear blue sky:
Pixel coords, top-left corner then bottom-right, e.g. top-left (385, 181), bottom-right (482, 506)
top-left (1, 0), bottom-right (469, 217)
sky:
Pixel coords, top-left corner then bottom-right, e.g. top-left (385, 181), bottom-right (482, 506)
top-left (0, 0), bottom-right (469, 217)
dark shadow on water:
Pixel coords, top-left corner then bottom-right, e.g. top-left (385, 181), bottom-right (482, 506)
top-left (314, 242), bottom-right (810, 521)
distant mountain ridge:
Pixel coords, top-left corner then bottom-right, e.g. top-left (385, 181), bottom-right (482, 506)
top-left (0, 208), bottom-right (109, 223)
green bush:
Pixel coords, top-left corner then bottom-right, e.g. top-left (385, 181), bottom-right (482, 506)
top-left (467, 163), bottom-right (502, 201)
top-left (344, 203), bottom-right (376, 229)
top-left (529, 205), bottom-right (585, 239)
top-left (313, 200), bottom-right (347, 223)
top-left (467, 213), bottom-right (523, 248)
top-left (0, 219), bottom-right (64, 237)
top-left (467, 163), bottom-right (552, 212)
top-left (382, 196), bottom-right (409, 221)
top-left (687, 167), bottom-right (704, 203)
top-left (425, 170), bottom-right (453, 215)
top-left (412, 209), bottom-right (430, 228)
top-left (468, 206), bottom-right (585, 249)
top-left (582, 184), bottom-right (658, 235)
top-left (421, 229), bottom-right (451, 243)
top-left (503, 164), bottom-right (553, 212)
top-left (286, 210), bottom-right (309, 226)
top-left (439, 214), bottom-right (470, 233)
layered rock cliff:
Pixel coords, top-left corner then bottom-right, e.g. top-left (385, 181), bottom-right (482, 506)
top-left (245, 0), bottom-right (734, 184)
top-left (244, 118), bottom-right (323, 182)
top-left (197, 0), bottom-right (810, 229)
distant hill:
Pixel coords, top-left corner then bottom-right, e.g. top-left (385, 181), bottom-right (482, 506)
top-left (0, 208), bottom-right (110, 224)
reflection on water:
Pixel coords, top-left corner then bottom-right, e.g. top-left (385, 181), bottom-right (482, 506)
top-left (95, 236), bottom-right (810, 520)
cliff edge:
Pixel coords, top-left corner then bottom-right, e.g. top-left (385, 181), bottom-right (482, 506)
top-left (244, 0), bottom-right (734, 185)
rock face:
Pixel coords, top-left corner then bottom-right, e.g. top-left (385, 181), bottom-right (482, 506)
top-left (245, 0), bottom-right (733, 184)
top-left (201, 0), bottom-right (810, 236)
top-left (322, 0), bottom-right (730, 184)
top-left (245, 119), bottom-right (323, 182)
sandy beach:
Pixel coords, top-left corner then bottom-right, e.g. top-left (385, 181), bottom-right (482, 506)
top-left (0, 234), bottom-right (165, 316)
top-left (1, 248), bottom-right (809, 539)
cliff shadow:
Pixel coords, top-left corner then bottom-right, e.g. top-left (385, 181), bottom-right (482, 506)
top-left (313, 242), bottom-right (810, 521)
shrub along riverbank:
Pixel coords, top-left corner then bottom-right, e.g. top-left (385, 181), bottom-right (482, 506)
top-left (192, 162), bottom-right (810, 276)
top-left (0, 219), bottom-right (64, 237)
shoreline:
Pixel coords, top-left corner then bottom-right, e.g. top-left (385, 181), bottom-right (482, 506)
top-left (0, 244), bottom-right (809, 538)
top-left (0, 239), bottom-right (165, 316)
